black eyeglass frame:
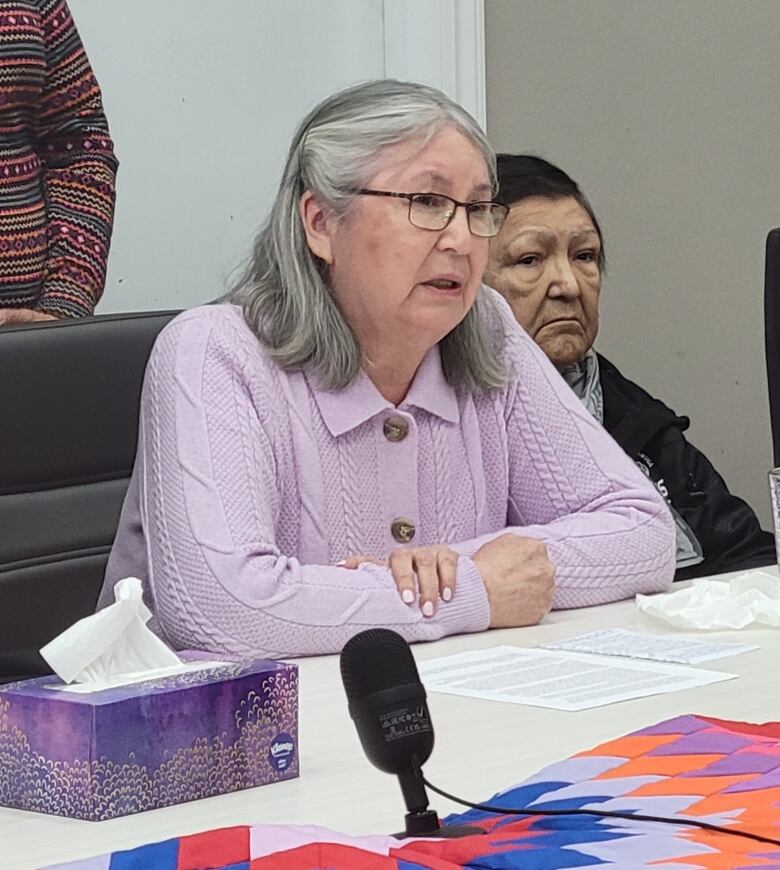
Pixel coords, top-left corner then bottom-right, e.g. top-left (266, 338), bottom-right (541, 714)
top-left (356, 188), bottom-right (509, 237)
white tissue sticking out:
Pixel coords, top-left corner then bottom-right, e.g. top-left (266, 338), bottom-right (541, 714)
top-left (40, 577), bottom-right (184, 688)
top-left (636, 571), bottom-right (780, 630)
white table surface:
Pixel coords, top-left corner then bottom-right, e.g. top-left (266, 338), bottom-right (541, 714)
top-left (3, 569), bottom-right (779, 869)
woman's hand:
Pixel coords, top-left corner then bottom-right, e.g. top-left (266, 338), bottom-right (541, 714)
top-left (339, 545), bottom-right (459, 617)
top-left (0, 308), bottom-right (58, 326)
top-left (472, 533), bottom-right (555, 628)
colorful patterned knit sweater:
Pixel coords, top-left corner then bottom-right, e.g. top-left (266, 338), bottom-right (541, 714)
top-left (0, 0), bottom-right (117, 317)
top-left (102, 289), bottom-right (676, 659)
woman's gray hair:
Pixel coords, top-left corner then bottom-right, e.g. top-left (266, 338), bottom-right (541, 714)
top-left (227, 79), bottom-right (506, 391)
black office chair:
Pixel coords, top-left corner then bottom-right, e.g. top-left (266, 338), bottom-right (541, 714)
top-left (764, 228), bottom-right (780, 468)
top-left (0, 310), bottom-right (178, 681)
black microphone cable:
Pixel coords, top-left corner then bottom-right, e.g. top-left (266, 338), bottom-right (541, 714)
top-left (339, 629), bottom-right (780, 848)
top-left (421, 774), bottom-right (780, 848)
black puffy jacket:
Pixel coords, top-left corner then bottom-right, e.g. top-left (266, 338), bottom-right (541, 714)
top-left (598, 353), bottom-right (776, 580)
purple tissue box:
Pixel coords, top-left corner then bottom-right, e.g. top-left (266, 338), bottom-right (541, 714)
top-left (0, 657), bottom-right (298, 820)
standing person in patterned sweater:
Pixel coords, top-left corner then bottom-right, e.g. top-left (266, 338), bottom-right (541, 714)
top-left (101, 80), bottom-right (675, 660)
top-left (0, 0), bottom-right (116, 324)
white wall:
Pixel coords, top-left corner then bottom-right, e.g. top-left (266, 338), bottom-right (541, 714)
top-left (69, 0), bottom-right (485, 314)
top-left (485, 0), bottom-right (780, 526)
top-left (70, 0), bottom-right (385, 312)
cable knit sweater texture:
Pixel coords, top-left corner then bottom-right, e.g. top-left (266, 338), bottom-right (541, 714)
top-left (102, 289), bottom-right (675, 658)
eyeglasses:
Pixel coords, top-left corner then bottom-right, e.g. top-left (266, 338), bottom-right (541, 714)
top-left (357, 189), bottom-right (509, 238)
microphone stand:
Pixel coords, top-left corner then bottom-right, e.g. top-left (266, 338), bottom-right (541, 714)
top-left (393, 756), bottom-right (485, 839)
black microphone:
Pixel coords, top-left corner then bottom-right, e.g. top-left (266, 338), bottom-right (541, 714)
top-left (340, 628), bottom-right (484, 838)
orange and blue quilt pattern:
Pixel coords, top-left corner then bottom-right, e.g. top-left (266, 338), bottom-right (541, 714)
top-left (47, 715), bottom-right (780, 869)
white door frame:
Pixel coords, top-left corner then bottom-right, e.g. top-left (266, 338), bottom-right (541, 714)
top-left (383, 0), bottom-right (486, 128)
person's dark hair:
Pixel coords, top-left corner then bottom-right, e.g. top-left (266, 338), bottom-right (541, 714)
top-left (495, 154), bottom-right (606, 271)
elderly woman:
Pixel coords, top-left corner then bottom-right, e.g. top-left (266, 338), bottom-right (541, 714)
top-left (102, 82), bottom-right (674, 659)
top-left (485, 153), bottom-right (774, 581)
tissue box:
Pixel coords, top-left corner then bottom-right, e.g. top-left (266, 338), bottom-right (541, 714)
top-left (0, 657), bottom-right (298, 820)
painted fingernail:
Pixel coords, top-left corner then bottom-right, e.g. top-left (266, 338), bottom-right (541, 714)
top-left (422, 601), bottom-right (434, 617)
top-left (402, 589), bottom-right (415, 604)
top-left (442, 587), bottom-right (452, 602)
top-left (336, 560), bottom-right (347, 567)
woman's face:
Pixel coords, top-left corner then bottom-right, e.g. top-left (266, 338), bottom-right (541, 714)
top-left (303, 125), bottom-right (492, 353)
top-left (485, 196), bottom-right (602, 369)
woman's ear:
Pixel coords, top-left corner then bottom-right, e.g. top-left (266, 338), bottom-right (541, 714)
top-left (299, 191), bottom-right (334, 264)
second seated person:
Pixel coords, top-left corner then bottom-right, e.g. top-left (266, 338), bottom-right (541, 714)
top-left (485, 153), bottom-right (775, 581)
top-left (102, 81), bottom-right (675, 658)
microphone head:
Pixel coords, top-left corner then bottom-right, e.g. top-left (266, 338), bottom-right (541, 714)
top-left (340, 629), bottom-right (434, 775)
top-left (341, 628), bottom-right (422, 700)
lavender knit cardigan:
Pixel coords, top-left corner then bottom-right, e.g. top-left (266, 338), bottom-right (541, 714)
top-left (101, 288), bottom-right (675, 658)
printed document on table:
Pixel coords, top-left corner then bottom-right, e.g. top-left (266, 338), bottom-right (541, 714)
top-left (417, 646), bottom-right (735, 711)
top-left (540, 628), bottom-right (757, 665)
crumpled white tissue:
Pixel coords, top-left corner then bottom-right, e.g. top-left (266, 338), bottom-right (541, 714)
top-left (40, 576), bottom-right (184, 688)
top-left (636, 571), bottom-right (780, 630)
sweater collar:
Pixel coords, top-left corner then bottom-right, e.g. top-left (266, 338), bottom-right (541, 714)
top-left (307, 345), bottom-right (460, 437)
